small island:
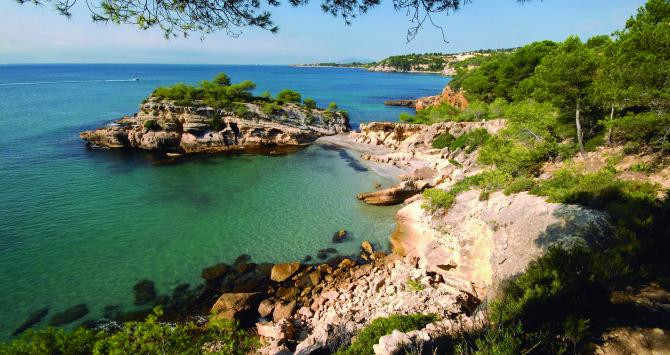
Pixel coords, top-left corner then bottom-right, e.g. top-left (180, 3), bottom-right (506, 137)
top-left (80, 73), bottom-right (350, 154)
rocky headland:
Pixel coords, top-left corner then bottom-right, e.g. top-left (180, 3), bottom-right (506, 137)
top-left (80, 97), bottom-right (349, 154)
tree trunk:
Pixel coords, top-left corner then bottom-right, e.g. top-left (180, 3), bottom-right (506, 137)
top-left (576, 100), bottom-right (586, 158)
top-left (606, 104), bottom-right (614, 146)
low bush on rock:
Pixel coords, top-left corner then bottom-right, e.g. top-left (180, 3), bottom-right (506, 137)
top-left (0, 308), bottom-right (258, 355)
top-left (335, 314), bottom-right (437, 355)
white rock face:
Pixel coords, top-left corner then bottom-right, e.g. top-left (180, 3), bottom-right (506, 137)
top-left (80, 98), bottom-right (349, 153)
top-left (393, 190), bottom-right (611, 297)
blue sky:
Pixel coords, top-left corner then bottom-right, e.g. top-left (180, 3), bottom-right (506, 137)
top-left (0, 0), bottom-right (646, 64)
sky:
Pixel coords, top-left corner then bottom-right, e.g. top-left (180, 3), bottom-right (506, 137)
top-left (0, 0), bottom-right (647, 64)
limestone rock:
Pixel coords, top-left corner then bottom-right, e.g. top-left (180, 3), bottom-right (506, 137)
top-left (258, 298), bottom-right (276, 318)
top-left (80, 98), bottom-right (350, 153)
top-left (271, 262), bottom-right (301, 282)
top-left (273, 301), bottom-right (298, 321)
top-left (201, 262), bottom-right (230, 280)
top-left (211, 292), bottom-right (263, 324)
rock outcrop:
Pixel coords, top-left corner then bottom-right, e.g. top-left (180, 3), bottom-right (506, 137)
top-left (80, 97), bottom-right (349, 153)
top-left (256, 255), bottom-right (481, 355)
top-left (392, 190), bottom-right (611, 297)
top-left (414, 86), bottom-right (469, 111)
top-left (351, 120), bottom-right (505, 205)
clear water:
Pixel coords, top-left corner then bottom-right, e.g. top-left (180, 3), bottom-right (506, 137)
top-left (0, 64), bottom-right (449, 338)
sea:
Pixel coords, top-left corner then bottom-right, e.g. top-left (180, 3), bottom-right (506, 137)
top-left (0, 64), bottom-right (449, 338)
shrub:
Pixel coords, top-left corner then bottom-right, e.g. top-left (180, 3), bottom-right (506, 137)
top-left (607, 112), bottom-right (670, 150)
top-left (1, 308), bottom-right (258, 355)
top-left (422, 188), bottom-right (456, 211)
top-left (431, 133), bottom-right (455, 149)
top-left (210, 117), bottom-right (224, 131)
top-left (143, 120), bottom-right (160, 131)
top-left (451, 129), bottom-right (490, 153)
top-left (261, 102), bottom-right (282, 116)
top-left (335, 314), bottom-right (437, 355)
top-left (276, 89), bottom-right (302, 103)
top-left (235, 105), bottom-right (253, 119)
top-left (303, 98), bottom-right (317, 109)
top-left (623, 141), bottom-right (641, 154)
top-left (406, 279), bottom-right (425, 292)
top-left (503, 176), bottom-right (537, 195)
top-left (151, 73), bottom-right (261, 109)
top-left (328, 102), bottom-right (338, 111)
top-left (457, 100), bottom-right (490, 121)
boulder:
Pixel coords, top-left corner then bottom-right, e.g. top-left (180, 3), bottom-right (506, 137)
top-left (258, 299), bottom-right (276, 318)
top-left (271, 262), bottom-right (301, 282)
top-left (332, 229), bottom-right (349, 243)
top-left (201, 262), bottom-right (231, 280)
top-left (361, 240), bottom-right (374, 255)
top-left (211, 292), bottom-right (263, 325)
top-left (256, 319), bottom-right (295, 342)
top-left (273, 301), bottom-right (298, 322)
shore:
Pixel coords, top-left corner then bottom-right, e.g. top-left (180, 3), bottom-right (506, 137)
top-left (315, 134), bottom-right (411, 182)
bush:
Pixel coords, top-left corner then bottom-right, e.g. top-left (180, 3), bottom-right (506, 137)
top-left (406, 279), bottom-right (425, 292)
top-left (451, 128), bottom-right (490, 153)
top-left (328, 102), bottom-right (338, 111)
top-left (276, 89), bottom-right (302, 103)
top-left (623, 141), bottom-right (641, 154)
top-left (607, 112), bottom-right (670, 150)
top-left (335, 314), bottom-right (437, 355)
top-left (151, 73), bottom-right (262, 109)
top-left (143, 120), bottom-right (160, 131)
top-left (261, 102), bottom-right (282, 116)
top-left (303, 98), bottom-right (317, 109)
top-left (1, 308), bottom-right (258, 355)
top-left (431, 132), bottom-right (455, 149)
top-left (422, 188), bottom-right (456, 211)
top-left (503, 176), bottom-right (537, 195)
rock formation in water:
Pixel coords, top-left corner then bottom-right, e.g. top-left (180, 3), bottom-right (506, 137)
top-left (80, 97), bottom-right (350, 153)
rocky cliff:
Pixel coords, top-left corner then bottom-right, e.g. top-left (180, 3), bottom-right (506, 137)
top-left (80, 97), bottom-right (350, 153)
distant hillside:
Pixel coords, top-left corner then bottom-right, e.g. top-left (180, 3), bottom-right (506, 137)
top-left (368, 48), bottom-right (518, 75)
top-left (293, 48), bottom-right (518, 75)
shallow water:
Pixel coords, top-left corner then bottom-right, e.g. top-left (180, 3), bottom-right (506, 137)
top-left (0, 64), bottom-right (449, 338)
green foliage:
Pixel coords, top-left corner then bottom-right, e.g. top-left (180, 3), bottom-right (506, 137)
top-left (335, 314), bottom-right (437, 355)
top-left (261, 102), bottom-right (282, 115)
top-left (235, 104), bottom-right (253, 119)
top-left (152, 74), bottom-right (258, 109)
top-left (213, 73), bottom-right (231, 86)
top-left (431, 132), bottom-right (455, 149)
top-left (327, 102), bottom-right (338, 111)
top-left (0, 327), bottom-right (102, 355)
top-left (406, 279), bottom-right (425, 292)
top-left (503, 176), bottom-right (536, 195)
top-left (450, 41), bottom-right (558, 102)
top-left (422, 170), bottom-right (513, 211)
top-left (143, 119), bottom-right (160, 131)
top-left (399, 102), bottom-right (461, 124)
top-left (450, 128), bottom-right (490, 153)
top-left (606, 112), bottom-right (670, 150)
top-left (455, 323), bottom-right (523, 355)
top-left (303, 97), bottom-right (317, 109)
top-left (0, 308), bottom-right (258, 355)
top-left (276, 89), bottom-right (301, 103)
top-left (422, 188), bottom-right (455, 212)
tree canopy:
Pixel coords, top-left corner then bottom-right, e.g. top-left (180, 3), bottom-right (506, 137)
top-left (14, 0), bottom-right (528, 41)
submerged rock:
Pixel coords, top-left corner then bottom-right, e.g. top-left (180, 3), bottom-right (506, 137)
top-left (12, 308), bottom-right (49, 336)
top-left (201, 263), bottom-right (231, 281)
top-left (133, 279), bottom-right (157, 305)
top-left (49, 304), bottom-right (89, 326)
top-left (332, 229), bottom-right (349, 243)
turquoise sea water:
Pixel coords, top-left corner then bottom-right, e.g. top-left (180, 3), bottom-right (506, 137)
top-left (0, 64), bottom-right (449, 338)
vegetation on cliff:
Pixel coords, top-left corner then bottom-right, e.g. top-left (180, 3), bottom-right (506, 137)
top-left (418, 1), bottom-right (670, 353)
